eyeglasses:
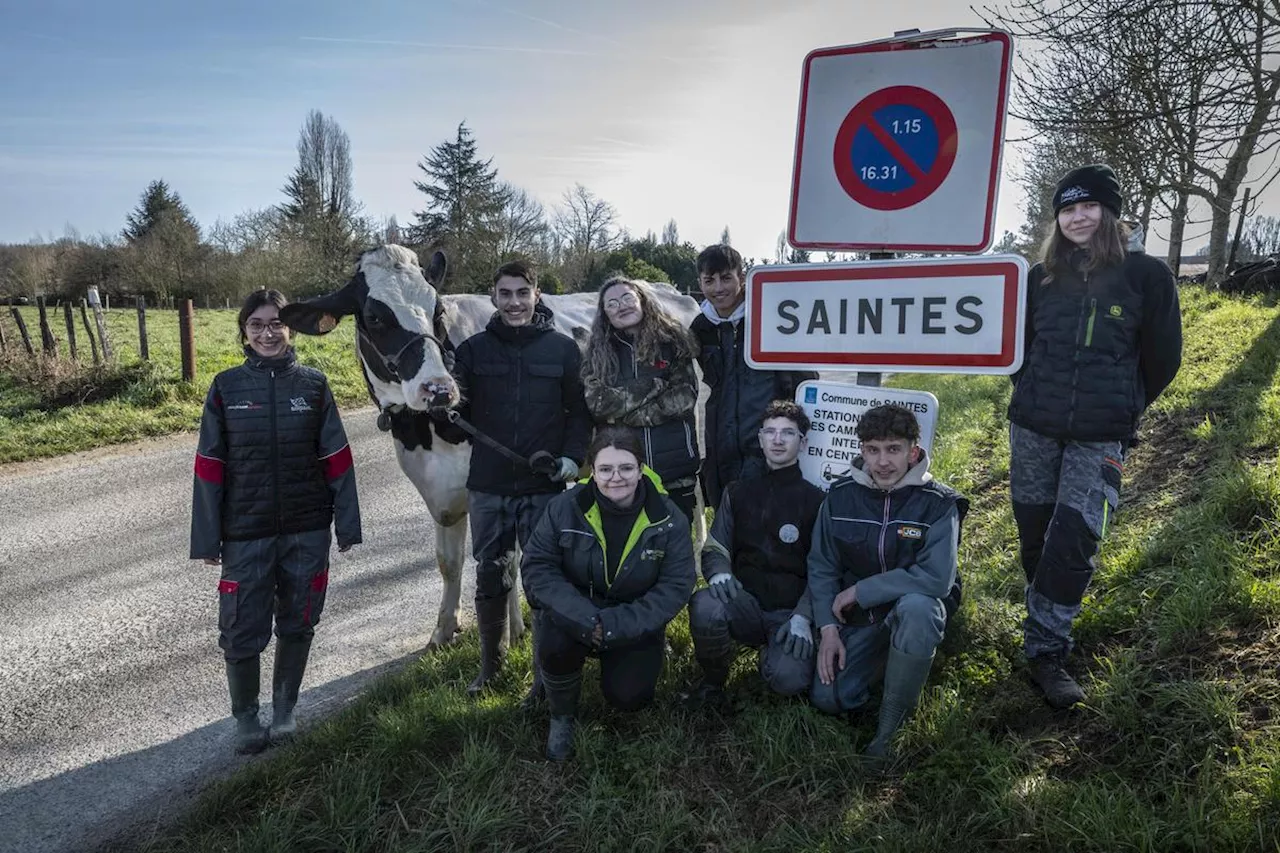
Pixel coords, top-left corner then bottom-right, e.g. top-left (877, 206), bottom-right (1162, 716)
top-left (595, 463), bottom-right (640, 479)
top-left (246, 320), bottom-right (285, 335)
top-left (604, 292), bottom-right (639, 311)
top-left (760, 428), bottom-right (800, 440)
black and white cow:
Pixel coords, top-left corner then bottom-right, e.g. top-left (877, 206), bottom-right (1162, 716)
top-left (281, 245), bottom-right (702, 649)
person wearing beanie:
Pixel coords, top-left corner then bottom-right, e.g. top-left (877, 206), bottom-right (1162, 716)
top-left (1007, 163), bottom-right (1182, 709)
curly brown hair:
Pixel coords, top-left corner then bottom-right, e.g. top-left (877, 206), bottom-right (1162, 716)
top-left (582, 276), bottom-right (697, 385)
top-left (856, 404), bottom-right (920, 444)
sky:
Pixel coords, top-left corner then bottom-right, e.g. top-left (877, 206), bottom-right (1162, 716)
top-left (1, 0), bottom-right (1275, 262)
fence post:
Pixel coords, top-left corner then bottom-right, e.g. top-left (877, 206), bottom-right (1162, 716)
top-left (63, 301), bottom-right (78, 361)
top-left (10, 307), bottom-right (35, 356)
top-left (179, 299), bottom-right (196, 382)
top-left (86, 287), bottom-right (113, 361)
top-left (136, 296), bottom-right (150, 360)
top-left (0, 310), bottom-right (8, 353)
top-left (36, 296), bottom-right (57, 357)
top-left (80, 298), bottom-right (101, 365)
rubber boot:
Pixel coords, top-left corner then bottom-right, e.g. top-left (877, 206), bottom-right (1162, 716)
top-left (467, 596), bottom-right (509, 696)
top-left (864, 647), bottom-right (935, 759)
top-left (543, 668), bottom-right (583, 761)
top-left (270, 634), bottom-right (313, 743)
top-left (682, 627), bottom-right (733, 710)
top-left (226, 656), bottom-right (269, 755)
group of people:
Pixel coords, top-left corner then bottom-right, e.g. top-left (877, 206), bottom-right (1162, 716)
top-left (191, 163), bottom-right (1181, 763)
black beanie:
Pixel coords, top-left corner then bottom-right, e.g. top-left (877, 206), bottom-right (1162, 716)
top-left (1052, 164), bottom-right (1123, 217)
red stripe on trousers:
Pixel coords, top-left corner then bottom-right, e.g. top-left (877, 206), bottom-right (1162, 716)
top-left (194, 454), bottom-right (225, 484)
top-left (321, 445), bottom-right (353, 481)
top-left (219, 579), bottom-right (238, 594)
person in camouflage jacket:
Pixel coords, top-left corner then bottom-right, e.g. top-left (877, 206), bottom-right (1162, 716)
top-left (582, 275), bottom-right (701, 524)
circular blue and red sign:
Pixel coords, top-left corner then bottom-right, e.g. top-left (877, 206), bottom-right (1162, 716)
top-left (832, 85), bottom-right (958, 211)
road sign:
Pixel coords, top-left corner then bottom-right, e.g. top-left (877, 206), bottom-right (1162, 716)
top-left (833, 85), bottom-right (958, 211)
top-left (745, 255), bottom-right (1028, 374)
top-left (795, 382), bottom-right (938, 490)
top-left (788, 29), bottom-right (1012, 252)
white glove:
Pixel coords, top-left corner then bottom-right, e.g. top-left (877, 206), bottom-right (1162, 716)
top-left (554, 456), bottom-right (580, 482)
top-left (775, 613), bottom-right (814, 661)
top-left (708, 572), bottom-right (743, 603)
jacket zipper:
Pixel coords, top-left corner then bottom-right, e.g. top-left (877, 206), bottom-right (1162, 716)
top-left (1084, 298), bottom-right (1097, 347)
top-left (514, 343), bottom-right (522, 482)
top-left (270, 369), bottom-right (281, 533)
top-left (1066, 270), bottom-right (1089, 434)
top-left (877, 492), bottom-right (889, 575)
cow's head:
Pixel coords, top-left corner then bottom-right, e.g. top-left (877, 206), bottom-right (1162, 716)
top-left (280, 245), bottom-right (459, 411)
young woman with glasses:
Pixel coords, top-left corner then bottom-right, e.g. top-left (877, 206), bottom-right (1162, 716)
top-left (520, 426), bottom-right (695, 760)
top-left (190, 289), bottom-right (362, 753)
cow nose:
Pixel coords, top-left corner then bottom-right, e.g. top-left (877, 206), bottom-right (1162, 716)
top-left (421, 377), bottom-right (456, 409)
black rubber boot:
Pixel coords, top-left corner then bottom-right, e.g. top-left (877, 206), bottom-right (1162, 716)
top-left (467, 596), bottom-right (509, 696)
top-left (864, 647), bottom-right (934, 759)
top-left (226, 656), bottom-right (269, 755)
top-left (270, 634), bottom-right (313, 743)
top-left (1028, 654), bottom-right (1085, 709)
top-left (682, 628), bottom-right (733, 710)
top-left (543, 669), bottom-right (583, 761)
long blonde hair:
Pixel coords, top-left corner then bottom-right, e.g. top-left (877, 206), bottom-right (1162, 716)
top-left (1041, 207), bottom-right (1130, 283)
top-left (582, 276), bottom-right (696, 383)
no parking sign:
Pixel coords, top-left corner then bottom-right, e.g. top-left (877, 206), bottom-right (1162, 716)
top-left (788, 29), bottom-right (1012, 253)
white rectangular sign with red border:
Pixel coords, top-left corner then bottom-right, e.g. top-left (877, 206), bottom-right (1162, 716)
top-left (745, 255), bottom-right (1027, 374)
top-left (788, 29), bottom-right (1012, 253)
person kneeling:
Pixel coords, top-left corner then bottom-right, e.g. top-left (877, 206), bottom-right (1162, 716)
top-left (809, 405), bottom-right (966, 758)
top-left (521, 426), bottom-right (696, 760)
top-left (685, 400), bottom-right (826, 709)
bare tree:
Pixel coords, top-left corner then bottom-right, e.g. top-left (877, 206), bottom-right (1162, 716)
top-left (553, 183), bottom-right (619, 288)
top-left (493, 184), bottom-right (549, 261)
top-left (984, 0), bottom-right (1280, 281)
top-left (720, 225), bottom-right (732, 246)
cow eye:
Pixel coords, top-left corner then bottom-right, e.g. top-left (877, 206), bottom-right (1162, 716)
top-left (365, 311), bottom-right (383, 329)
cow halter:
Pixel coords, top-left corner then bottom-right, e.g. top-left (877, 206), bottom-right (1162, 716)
top-left (356, 301), bottom-right (456, 383)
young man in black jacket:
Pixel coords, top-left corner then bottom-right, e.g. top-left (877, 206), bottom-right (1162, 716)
top-left (452, 261), bottom-right (593, 695)
top-left (685, 400), bottom-right (826, 708)
top-left (690, 244), bottom-right (816, 507)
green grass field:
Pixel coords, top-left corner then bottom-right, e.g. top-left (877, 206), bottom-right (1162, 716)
top-left (0, 306), bottom-right (368, 463)
top-left (102, 285), bottom-right (1279, 853)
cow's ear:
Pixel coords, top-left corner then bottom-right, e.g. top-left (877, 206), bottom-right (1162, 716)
top-left (426, 250), bottom-right (447, 288)
top-left (280, 278), bottom-right (361, 336)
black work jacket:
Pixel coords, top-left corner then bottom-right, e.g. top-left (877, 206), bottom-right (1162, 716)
top-left (453, 303), bottom-right (592, 495)
top-left (1009, 251), bottom-right (1182, 442)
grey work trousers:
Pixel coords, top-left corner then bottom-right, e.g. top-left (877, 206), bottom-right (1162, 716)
top-left (1009, 422), bottom-right (1124, 659)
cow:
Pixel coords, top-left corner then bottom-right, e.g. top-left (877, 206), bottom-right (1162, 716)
top-left (280, 244), bottom-right (702, 652)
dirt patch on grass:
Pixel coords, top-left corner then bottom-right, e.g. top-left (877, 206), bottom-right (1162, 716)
top-left (1122, 409), bottom-right (1213, 513)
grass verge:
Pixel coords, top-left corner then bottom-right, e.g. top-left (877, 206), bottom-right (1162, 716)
top-left (111, 286), bottom-right (1280, 851)
top-left (0, 307), bottom-right (366, 463)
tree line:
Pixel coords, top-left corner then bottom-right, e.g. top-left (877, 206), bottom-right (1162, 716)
top-left (0, 112), bottom-right (728, 306)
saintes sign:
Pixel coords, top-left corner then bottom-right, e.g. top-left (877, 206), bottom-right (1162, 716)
top-left (745, 255), bottom-right (1027, 375)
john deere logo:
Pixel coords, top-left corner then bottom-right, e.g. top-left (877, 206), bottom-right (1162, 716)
top-left (1109, 305), bottom-right (1123, 318)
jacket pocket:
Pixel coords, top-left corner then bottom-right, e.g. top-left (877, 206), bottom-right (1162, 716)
top-left (218, 578), bottom-right (239, 630)
top-left (526, 363), bottom-right (564, 403)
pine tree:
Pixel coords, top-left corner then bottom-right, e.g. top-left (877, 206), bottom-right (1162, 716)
top-left (123, 180), bottom-right (199, 245)
top-left (411, 122), bottom-right (508, 291)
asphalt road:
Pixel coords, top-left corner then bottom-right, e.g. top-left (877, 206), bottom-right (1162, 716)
top-left (0, 410), bottom-right (472, 853)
